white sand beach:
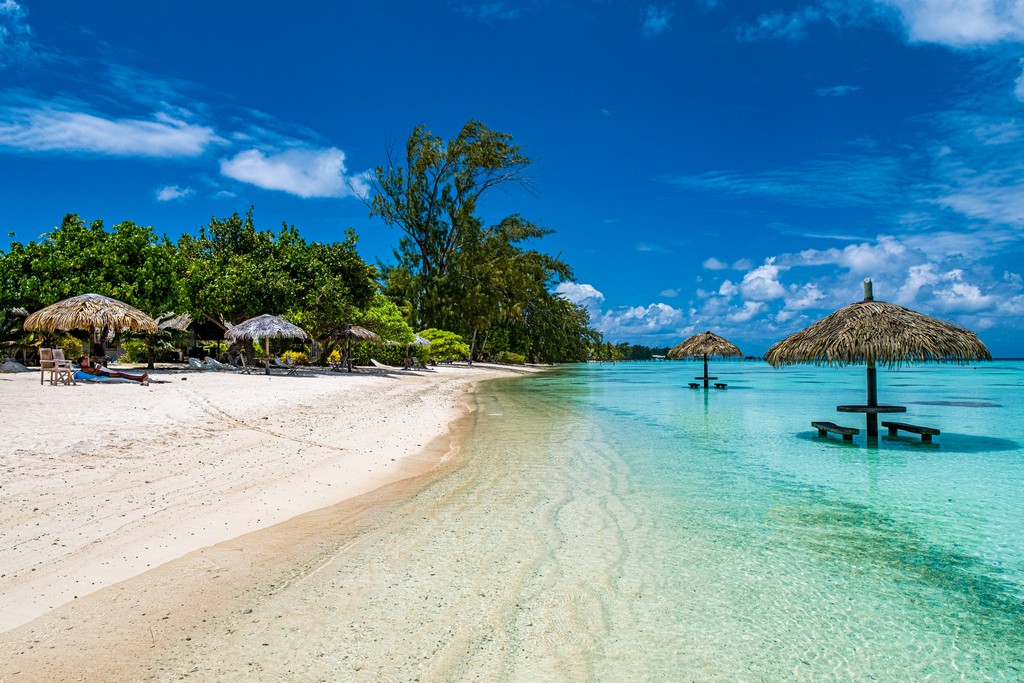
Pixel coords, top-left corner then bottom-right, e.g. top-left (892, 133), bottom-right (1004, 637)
top-left (0, 362), bottom-right (536, 681)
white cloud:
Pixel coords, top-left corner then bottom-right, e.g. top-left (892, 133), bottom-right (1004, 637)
top-left (0, 0), bottom-right (33, 67)
top-left (784, 283), bottom-right (826, 310)
top-left (727, 301), bottom-right (765, 323)
top-left (703, 257), bottom-right (729, 270)
top-left (642, 5), bottom-right (672, 37)
top-left (660, 288), bottom-right (679, 297)
top-left (596, 302), bottom-right (688, 338)
top-left (740, 258), bottom-right (788, 300)
top-left (555, 282), bottom-right (605, 308)
top-left (156, 184), bottom-right (194, 201)
top-left (718, 280), bottom-right (738, 297)
top-left (219, 147), bottom-right (369, 199)
top-left (1016, 63), bottom-right (1024, 101)
top-left (0, 106), bottom-right (219, 157)
top-left (732, 258), bottom-right (753, 270)
top-left (737, 6), bottom-right (825, 41)
top-left (879, 0), bottom-right (1024, 47)
top-left (794, 235), bottom-right (911, 275)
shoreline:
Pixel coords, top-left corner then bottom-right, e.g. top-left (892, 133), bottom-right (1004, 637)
top-left (0, 363), bottom-right (539, 663)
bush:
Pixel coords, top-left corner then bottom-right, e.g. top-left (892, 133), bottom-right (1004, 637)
top-left (418, 328), bottom-right (470, 361)
top-left (494, 351), bottom-right (526, 365)
top-left (280, 350), bottom-right (308, 365)
top-left (120, 338), bottom-right (149, 363)
top-left (55, 334), bottom-right (86, 362)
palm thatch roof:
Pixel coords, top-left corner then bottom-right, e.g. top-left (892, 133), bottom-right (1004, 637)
top-left (225, 314), bottom-right (308, 342)
top-left (156, 312), bottom-right (193, 332)
top-left (765, 283), bottom-right (991, 368)
top-left (667, 331), bottom-right (742, 360)
top-left (23, 294), bottom-right (158, 334)
top-left (329, 324), bottom-right (382, 343)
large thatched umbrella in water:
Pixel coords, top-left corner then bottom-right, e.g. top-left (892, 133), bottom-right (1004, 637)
top-left (24, 293), bottom-right (158, 354)
top-left (225, 314), bottom-right (308, 375)
top-left (668, 331), bottom-right (743, 388)
top-left (765, 279), bottom-right (991, 437)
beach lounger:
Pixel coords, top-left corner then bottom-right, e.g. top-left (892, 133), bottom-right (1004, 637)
top-left (206, 357), bottom-right (238, 372)
top-left (273, 358), bottom-right (298, 375)
top-left (188, 357), bottom-right (211, 371)
top-left (237, 356), bottom-right (254, 374)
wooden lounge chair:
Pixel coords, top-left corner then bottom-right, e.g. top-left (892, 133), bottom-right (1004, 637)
top-left (40, 348), bottom-right (76, 386)
top-left (273, 358), bottom-right (298, 375)
top-left (188, 357), bottom-right (210, 371)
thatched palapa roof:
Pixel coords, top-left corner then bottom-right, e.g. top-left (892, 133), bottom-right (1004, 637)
top-left (329, 324), bottom-right (381, 343)
top-left (765, 280), bottom-right (991, 368)
top-left (667, 331), bottom-right (742, 360)
top-left (156, 312), bottom-right (193, 332)
top-left (225, 314), bottom-right (308, 342)
top-left (23, 294), bottom-right (158, 334)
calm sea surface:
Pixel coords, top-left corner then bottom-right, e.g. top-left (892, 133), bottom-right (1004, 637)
top-left (457, 360), bottom-right (1024, 680)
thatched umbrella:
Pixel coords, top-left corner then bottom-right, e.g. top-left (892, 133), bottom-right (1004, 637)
top-left (23, 294), bottom-right (158, 355)
top-left (329, 324), bottom-right (381, 372)
top-left (225, 314), bottom-right (308, 375)
top-left (765, 279), bottom-right (991, 437)
top-left (668, 331), bottom-right (742, 388)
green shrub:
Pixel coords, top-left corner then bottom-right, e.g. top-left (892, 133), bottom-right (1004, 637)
top-left (494, 351), bottom-right (526, 365)
top-left (418, 328), bottom-right (470, 361)
top-left (55, 335), bottom-right (85, 362)
top-left (120, 338), bottom-right (149, 363)
top-left (280, 350), bottom-right (308, 365)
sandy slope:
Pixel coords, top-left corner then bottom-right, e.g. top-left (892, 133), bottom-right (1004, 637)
top-left (0, 362), bottom-right (533, 667)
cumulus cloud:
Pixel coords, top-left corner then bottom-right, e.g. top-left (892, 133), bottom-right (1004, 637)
top-left (660, 288), bottom-right (679, 297)
top-left (718, 280), bottom-right (738, 297)
top-left (555, 282), bottom-right (606, 309)
top-left (642, 5), bottom-right (672, 37)
top-left (740, 258), bottom-right (788, 300)
top-left (595, 302), bottom-right (688, 339)
top-left (220, 147), bottom-right (369, 199)
top-left (793, 235), bottom-right (911, 275)
top-left (0, 106), bottom-right (219, 157)
top-left (703, 257), bottom-right (729, 270)
top-left (156, 184), bottom-right (194, 201)
top-left (727, 301), bottom-right (765, 323)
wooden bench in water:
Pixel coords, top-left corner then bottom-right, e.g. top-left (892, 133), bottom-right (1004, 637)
top-left (812, 421), bottom-right (860, 441)
top-left (714, 383), bottom-right (727, 389)
top-left (881, 421), bottom-right (939, 442)
top-left (688, 382), bottom-right (700, 388)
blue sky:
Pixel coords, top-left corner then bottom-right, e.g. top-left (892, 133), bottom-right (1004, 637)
top-left (2, 1), bottom-right (1024, 356)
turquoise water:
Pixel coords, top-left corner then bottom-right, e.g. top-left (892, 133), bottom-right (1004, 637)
top-left (195, 361), bottom-right (1024, 680)
top-left (465, 360), bottom-right (1024, 680)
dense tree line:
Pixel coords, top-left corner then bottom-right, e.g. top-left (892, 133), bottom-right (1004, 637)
top-left (0, 120), bottom-right (605, 364)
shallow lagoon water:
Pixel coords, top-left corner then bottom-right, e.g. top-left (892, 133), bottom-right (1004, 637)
top-left (462, 360), bottom-right (1024, 680)
top-left (214, 361), bottom-right (1024, 680)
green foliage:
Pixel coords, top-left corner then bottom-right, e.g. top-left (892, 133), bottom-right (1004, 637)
top-left (119, 338), bottom-right (149, 363)
top-left (418, 328), bottom-right (470, 360)
top-left (0, 214), bottom-right (177, 315)
top-left (55, 334), bottom-right (85, 362)
top-left (372, 121), bottom-right (597, 363)
top-left (280, 350), bottom-right (308, 365)
top-left (176, 209), bottom-right (376, 336)
top-left (355, 292), bottom-right (414, 343)
top-left (493, 351), bottom-right (526, 365)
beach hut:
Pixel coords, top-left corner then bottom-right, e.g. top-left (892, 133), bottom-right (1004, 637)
top-left (765, 279), bottom-right (991, 438)
top-left (668, 331), bottom-right (742, 388)
top-left (23, 293), bottom-right (158, 356)
top-left (225, 314), bottom-right (309, 375)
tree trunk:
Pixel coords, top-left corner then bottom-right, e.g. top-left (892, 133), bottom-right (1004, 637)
top-left (469, 328), bottom-right (478, 365)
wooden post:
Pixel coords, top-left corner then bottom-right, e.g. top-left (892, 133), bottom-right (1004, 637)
top-left (866, 360), bottom-right (878, 437)
top-left (703, 354), bottom-right (710, 388)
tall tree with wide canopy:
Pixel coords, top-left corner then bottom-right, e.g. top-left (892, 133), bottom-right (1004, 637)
top-left (370, 120), bottom-right (533, 330)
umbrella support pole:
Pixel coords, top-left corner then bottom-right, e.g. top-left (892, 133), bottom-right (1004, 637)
top-left (866, 362), bottom-right (878, 438)
top-left (703, 356), bottom-right (709, 388)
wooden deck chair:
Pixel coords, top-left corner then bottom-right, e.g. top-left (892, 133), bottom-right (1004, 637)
top-left (42, 348), bottom-right (76, 385)
top-left (273, 358), bottom-right (298, 375)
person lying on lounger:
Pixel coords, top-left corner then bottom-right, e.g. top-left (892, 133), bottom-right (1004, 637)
top-left (76, 354), bottom-right (149, 384)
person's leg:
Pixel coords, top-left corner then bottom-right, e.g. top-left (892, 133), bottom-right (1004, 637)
top-left (105, 369), bottom-right (149, 383)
